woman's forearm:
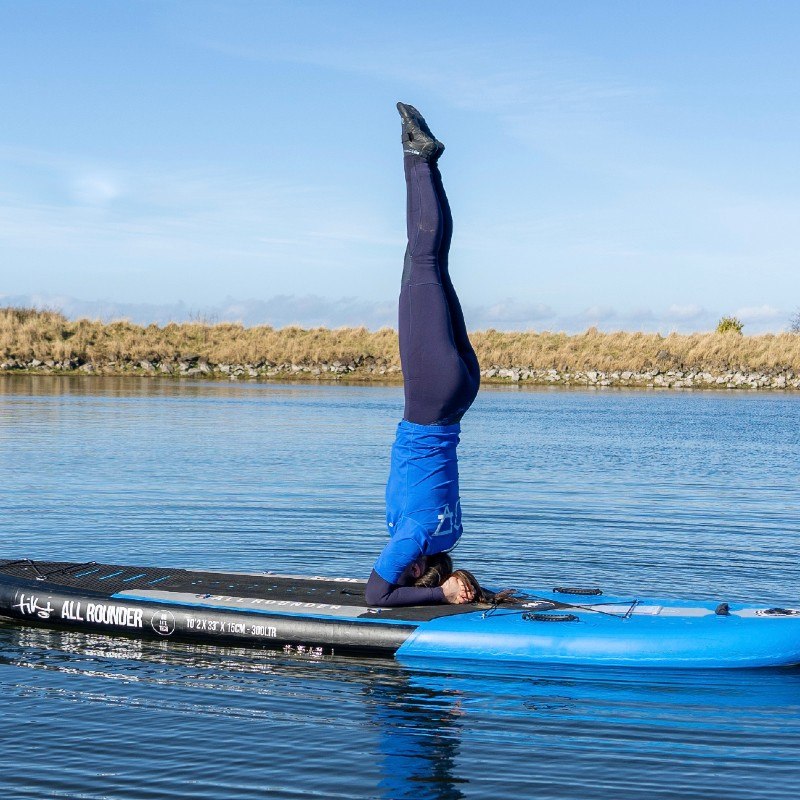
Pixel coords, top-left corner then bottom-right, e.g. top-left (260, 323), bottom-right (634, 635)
top-left (364, 569), bottom-right (445, 607)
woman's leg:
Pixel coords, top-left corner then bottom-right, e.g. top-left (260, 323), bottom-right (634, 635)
top-left (399, 152), bottom-right (479, 425)
top-left (430, 162), bottom-right (481, 386)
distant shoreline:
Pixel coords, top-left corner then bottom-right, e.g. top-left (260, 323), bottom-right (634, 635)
top-left (2, 307), bottom-right (799, 390)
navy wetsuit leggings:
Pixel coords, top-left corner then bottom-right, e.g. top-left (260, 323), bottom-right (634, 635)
top-left (400, 155), bottom-right (480, 425)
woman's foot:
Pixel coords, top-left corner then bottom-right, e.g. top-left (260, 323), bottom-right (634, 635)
top-left (396, 102), bottom-right (445, 161)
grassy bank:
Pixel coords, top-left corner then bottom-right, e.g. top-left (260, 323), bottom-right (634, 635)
top-left (2, 307), bottom-right (799, 388)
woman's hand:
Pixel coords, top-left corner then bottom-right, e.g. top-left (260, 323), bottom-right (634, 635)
top-left (441, 575), bottom-right (475, 604)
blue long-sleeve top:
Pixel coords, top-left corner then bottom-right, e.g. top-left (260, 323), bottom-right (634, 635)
top-left (369, 420), bottom-right (462, 605)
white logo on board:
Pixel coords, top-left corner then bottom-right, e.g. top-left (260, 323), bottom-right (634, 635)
top-left (13, 593), bottom-right (54, 619)
top-left (151, 610), bottom-right (176, 636)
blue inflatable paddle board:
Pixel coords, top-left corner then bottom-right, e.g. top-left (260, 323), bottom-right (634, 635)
top-left (1, 559), bottom-right (799, 668)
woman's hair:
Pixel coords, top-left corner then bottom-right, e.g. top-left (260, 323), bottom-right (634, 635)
top-left (414, 553), bottom-right (452, 588)
top-left (451, 568), bottom-right (518, 605)
top-left (415, 554), bottom-right (518, 605)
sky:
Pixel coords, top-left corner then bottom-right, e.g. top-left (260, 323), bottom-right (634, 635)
top-left (1, 0), bottom-right (799, 333)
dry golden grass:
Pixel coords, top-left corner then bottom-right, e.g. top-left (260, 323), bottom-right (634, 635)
top-left (0, 307), bottom-right (400, 366)
top-left (2, 308), bottom-right (799, 372)
top-left (470, 327), bottom-right (800, 372)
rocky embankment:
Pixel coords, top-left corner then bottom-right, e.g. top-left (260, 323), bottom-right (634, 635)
top-left (2, 356), bottom-right (798, 389)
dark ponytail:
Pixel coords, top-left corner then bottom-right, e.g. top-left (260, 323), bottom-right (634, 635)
top-left (450, 568), bottom-right (518, 605)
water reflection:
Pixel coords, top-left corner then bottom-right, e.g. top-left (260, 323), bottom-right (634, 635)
top-left (0, 373), bottom-right (397, 400)
top-left (366, 670), bottom-right (467, 800)
top-left (3, 622), bottom-right (799, 800)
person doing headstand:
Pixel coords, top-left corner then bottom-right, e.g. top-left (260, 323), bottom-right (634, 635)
top-left (364, 103), bottom-right (481, 607)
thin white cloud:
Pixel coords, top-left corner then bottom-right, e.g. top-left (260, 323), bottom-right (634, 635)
top-left (71, 174), bottom-right (124, 205)
top-left (735, 304), bottom-right (783, 323)
top-left (664, 304), bottom-right (708, 322)
top-left (0, 145), bottom-right (399, 295)
top-left (477, 300), bottom-right (555, 328)
top-left (197, 35), bottom-right (645, 116)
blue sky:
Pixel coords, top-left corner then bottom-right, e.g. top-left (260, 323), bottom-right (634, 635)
top-left (2, 0), bottom-right (799, 332)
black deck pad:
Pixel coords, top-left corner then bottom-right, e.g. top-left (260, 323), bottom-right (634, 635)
top-left (0, 559), bottom-right (481, 622)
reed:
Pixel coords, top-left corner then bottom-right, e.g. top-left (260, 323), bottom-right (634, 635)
top-left (2, 308), bottom-right (800, 374)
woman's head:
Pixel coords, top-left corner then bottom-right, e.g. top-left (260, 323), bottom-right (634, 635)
top-left (413, 553), bottom-right (452, 588)
top-left (398, 555), bottom-right (428, 585)
top-left (414, 554), bottom-right (517, 605)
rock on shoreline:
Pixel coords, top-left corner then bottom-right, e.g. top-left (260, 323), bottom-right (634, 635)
top-left (1, 357), bottom-right (798, 389)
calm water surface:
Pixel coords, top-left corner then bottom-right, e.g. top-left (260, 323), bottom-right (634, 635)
top-left (1, 376), bottom-right (799, 799)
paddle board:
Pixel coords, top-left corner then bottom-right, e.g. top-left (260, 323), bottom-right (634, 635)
top-left (2, 558), bottom-right (799, 668)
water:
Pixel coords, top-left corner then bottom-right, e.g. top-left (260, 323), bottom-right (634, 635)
top-left (1, 375), bottom-right (799, 799)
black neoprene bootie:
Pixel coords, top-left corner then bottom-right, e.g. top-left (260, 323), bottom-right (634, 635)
top-left (397, 102), bottom-right (444, 161)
